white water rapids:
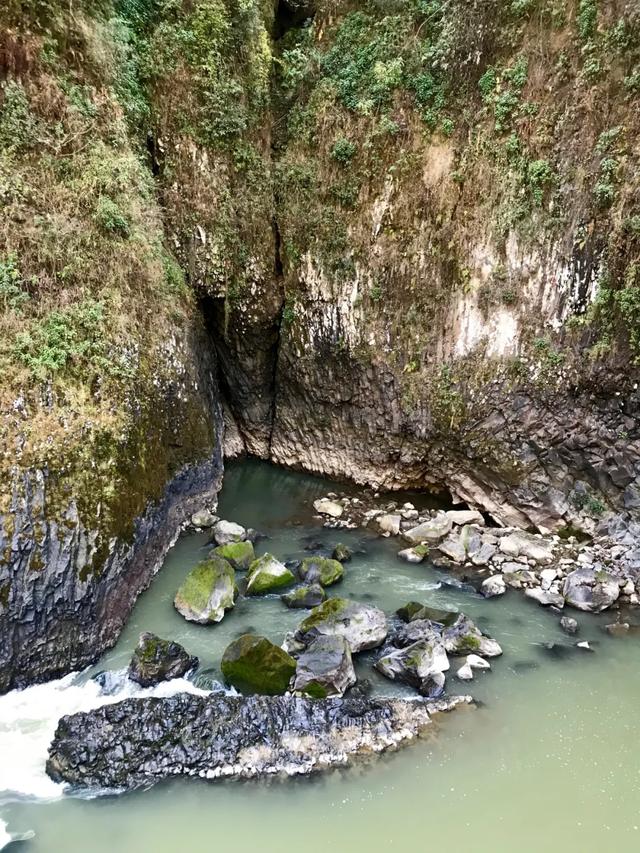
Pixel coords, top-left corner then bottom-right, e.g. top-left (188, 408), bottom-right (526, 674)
top-left (0, 670), bottom-right (208, 849)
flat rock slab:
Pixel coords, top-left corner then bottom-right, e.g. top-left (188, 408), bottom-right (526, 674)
top-left (46, 693), bottom-right (472, 791)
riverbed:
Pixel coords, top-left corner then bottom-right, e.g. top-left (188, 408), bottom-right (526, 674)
top-left (1, 459), bottom-right (639, 851)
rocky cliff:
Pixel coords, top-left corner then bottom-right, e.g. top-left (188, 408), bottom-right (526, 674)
top-left (0, 0), bottom-right (639, 691)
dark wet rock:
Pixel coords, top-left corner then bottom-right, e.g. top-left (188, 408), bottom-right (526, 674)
top-left (128, 632), bottom-right (198, 688)
top-left (293, 635), bottom-right (356, 698)
top-left (246, 554), bottom-right (295, 595)
top-left (174, 556), bottom-right (237, 624)
top-left (392, 619), bottom-right (442, 648)
top-left (332, 543), bottom-right (352, 562)
top-left (563, 567), bottom-right (620, 612)
top-left (282, 584), bottom-right (326, 609)
top-left (221, 634), bottom-right (296, 695)
top-left (560, 616), bottom-right (579, 635)
top-left (46, 692), bottom-right (472, 790)
top-left (604, 622), bottom-right (630, 637)
top-left (396, 602), bottom-right (458, 626)
top-left (442, 614), bottom-right (503, 657)
top-left (303, 540), bottom-right (326, 552)
top-left (375, 640), bottom-right (449, 698)
top-left (510, 660), bottom-right (539, 675)
top-left (299, 556), bottom-right (344, 587)
top-left (538, 642), bottom-right (576, 661)
top-left (213, 540), bottom-right (255, 571)
top-left (291, 598), bottom-right (388, 653)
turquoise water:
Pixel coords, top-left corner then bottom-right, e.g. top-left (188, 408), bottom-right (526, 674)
top-left (1, 460), bottom-right (639, 852)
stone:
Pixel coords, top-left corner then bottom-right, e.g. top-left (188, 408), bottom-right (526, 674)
top-left (128, 632), bottom-right (198, 687)
top-left (212, 520), bottom-right (246, 546)
top-left (191, 510), bottom-right (218, 528)
top-left (540, 567), bottom-right (558, 589)
top-left (481, 575), bottom-right (507, 598)
top-left (332, 543), bottom-right (352, 562)
top-left (394, 619), bottom-right (442, 647)
top-left (442, 614), bottom-right (502, 657)
top-left (293, 635), bottom-right (356, 698)
top-left (622, 579), bottom-right (635, 596)
top-left (174, 556), bottom-right (236, 624)
top-left (213, 540), bottom-right (255, 571)
top-left (299, 556), bottom-right (344, 587)
top-left (604, 622), bottom-right (630, 637)
top-left (313, 498), bottom-right (344, 518)
top-left (403, 514), bottom-right (453, 545)
top-left (376, 513), bottom-right (401, 536)
top-left (445, 510), bottom-right (485, 526)
top-left (396, 602), bottom-right (459, 626)
top-left (438, 534), bottom-right (466, 563)
top-left (563, 567), bottom-right (620, 612)
top-left (398, 546), bottom-right (428, 563)
top-left (576, 641), bottom-right (592, 651)
top-left (294, 598), bottom-right (388, 652)
top-left (457, 663), bottom-right (473, 681)
top-left (560, 616), bottom-right (579, 635)
top-left (221, 634), bottom-right (296, 695)
top-left (282, 584), bottom-right (326, 609)
top-left (46, 693), bottom-right (472, 790)
top-left (375, 639), bottom-right (449, 698)
top-left (524, 587), bottom-right (564, 608)
top-left (470, 542), bottom-right (498, 566)
top-left (466, 654), bottom-right (490, 670)
top-left (246, 553), bottom-right (295, 595)
top-left (499, 531), bottom-right (554, 563)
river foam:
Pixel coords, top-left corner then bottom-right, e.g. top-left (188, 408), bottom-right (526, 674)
top-left (0, 669), bottom-right (209, 849)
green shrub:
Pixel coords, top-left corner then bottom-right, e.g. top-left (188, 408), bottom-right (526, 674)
top-left (331, 137), bottom-right (357, 164)
top-left (0, 255), bottom-right (30, 313)
top-left (577, 0), bottom-right (598, 40)
top-left (0, 82), bottom-right (36, 152)
top-left (94, 196), bottom-right (131, 237)
top-left (527, 159), bottom-right (554, 204)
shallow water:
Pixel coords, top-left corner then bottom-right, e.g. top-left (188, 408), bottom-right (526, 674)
top-left (2, 459), bottom-right (640, 852)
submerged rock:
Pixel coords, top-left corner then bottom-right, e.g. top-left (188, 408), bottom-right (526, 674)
top-left (299, 556), bottom-right (344, 587)
top-left (560, 615), bottom-right (579, 635)
top-left (212, 520), bottom-right (246, 546)
top-left (293, 635), bottom-right (356, 698)
top-left (221, 634), bottom-right (296, 695)
top-left (563, 567), bottom-right (620, 612)
top-left (174, 556), bottom-right (236, 624)
top-left (293, 598), bottom-right (388, 652)
top-left (332, 543), bottom-right (352, 562)
top-left (213, 540), bottom-right (255, 571)
top-left (128, 632), bottom-right (198, 687)
top-left (46, 693), bottom-right (472, 790)
top-left (375, 640), bottom-right (449, 698)
top-left (282, 584), bottom-right (326, 609)
top-left (246, 553), bottom-right (295, 595)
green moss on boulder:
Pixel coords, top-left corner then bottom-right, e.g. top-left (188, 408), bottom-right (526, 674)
top-left (174, 555), bottom-right (236, 624)
top-left (299, 556), bottom-right (344, 587)
top-left (213, 540), bottom-right (255, 571)
top-left (221, 634), bottom-right (296, 695)
top-left (246, 553), bottom-right (295, 595)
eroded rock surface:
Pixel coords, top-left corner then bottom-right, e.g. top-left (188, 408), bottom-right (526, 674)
top-left (46, 692), bottom-right (472, 790)
top-left (128, 633), bottom-right (198, 688)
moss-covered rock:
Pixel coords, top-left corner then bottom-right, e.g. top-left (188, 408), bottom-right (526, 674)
top-left (246, 553), bottom-right (295, 595)
top-left (299, 556), bottom-right (344, 587)
top-left (442, 614), bottom-right (502, 657)
top-left (293, 635), bottom-right (356, 698)
top-left (332, 543), bottom-right (352, 562)
top-left (174, 555), bottom-right (236, 624)
top-left (213, 540), bottom-right (255, 571)
top-left (396, 602), bottom-right (459, 626)
top-left (128, 632), bottom-right (199, 687)
top-left (295, 598), bottom-right (387, 652)
top-left (282, 583), bottom-right (326, 609)
top-left (220, 634), bottom-right (296, 695)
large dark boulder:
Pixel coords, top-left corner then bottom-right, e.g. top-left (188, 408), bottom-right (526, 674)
top-left (128, 632), bottom-right (198, 687)
top-left (221, 634), bottom-right (296, 695)
top-left (46, 692), bottom-right (472, 790)
top-left (292, 635), bottom-right (356, 698)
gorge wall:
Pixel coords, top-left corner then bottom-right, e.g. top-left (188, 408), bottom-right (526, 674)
top-left (0, 0), bottom-right (639, 690)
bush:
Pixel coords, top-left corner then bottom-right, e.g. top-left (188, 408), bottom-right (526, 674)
top-left (94, 196), bottom-right (131, 237)
top-left (0, 255), bottom-right (29, 313)
top-left (331, 137), bottom-right (357, 164)
top-left (0, 82), bottom-right (36, 152)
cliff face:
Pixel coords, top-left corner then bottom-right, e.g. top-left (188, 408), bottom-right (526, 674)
top-left (1, 0), bottom-right (639, 690)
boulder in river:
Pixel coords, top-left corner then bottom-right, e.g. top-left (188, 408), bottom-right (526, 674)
top-left (282, 584), bottom-right (326, 609)
top-left (313, 498), bottom-right (343, 518)
top-left (481, 575), bottom-right (507, 598)
top-left (563, 567), bottom-right (620, 612)
top-left (293, 635), bottom-right (356, 698)
top-left (396, 602), bottom-right (458, 626)
top-left (174, 555), bottom-right (236, 624)
top-left (128, 632), bottom-right (198, 687)
top-left (213, 540), bottom-right (255, 571)
top-left (190, 510), bottom-right (218, 528)
top-left (293, 598), bottom-right (388, 652)
top-left (46, 692), bottom-right (472, 790)
top-left (299, 556), bottom-right (344, 587)
top-left (403, 514), bottom-right (452, 545)
top-left (560, 615), bottom-right (579, 635)
top-left (442, 614), bottom-right (502, 657)
top-left (221, 634), bottom-right (297, 695)
top-left (211, 519), bottom-right (246, 546)
top-left (375, 639), bottom-right (449, 698)
top-left (246, 553), bottom-right (295, 595)
top-left (524, 587), bottom-right (564, 608)
top-left (332, 543), bottom-right (352, 562)
top-left (398, 546), bottom-right (428, 563)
